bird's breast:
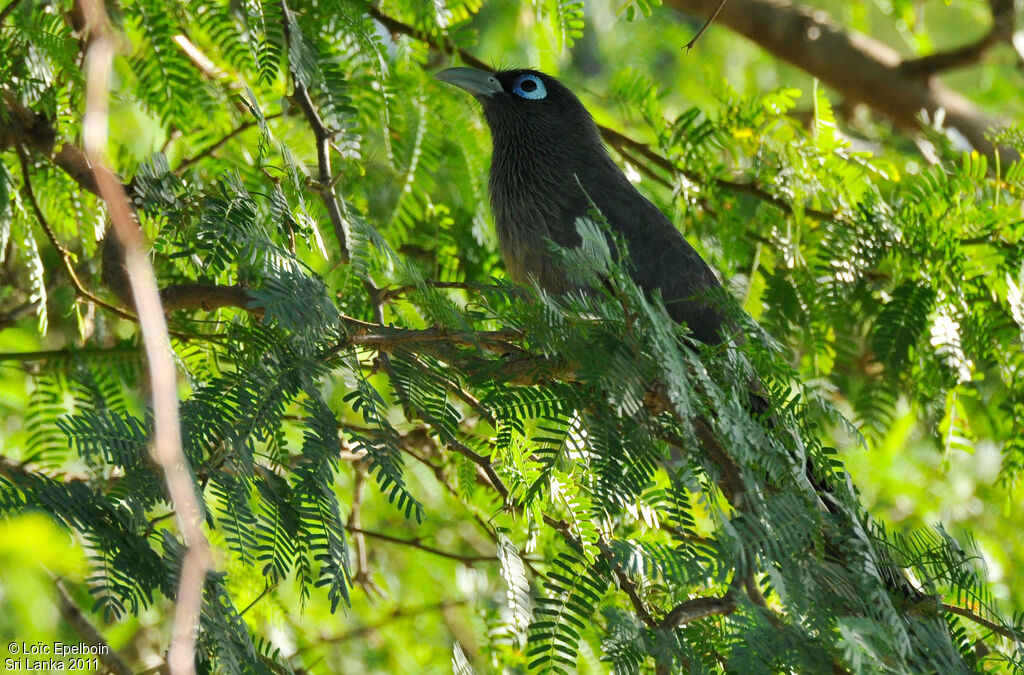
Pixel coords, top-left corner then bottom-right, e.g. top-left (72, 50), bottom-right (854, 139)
top-left (487, 150), bottom-right (587, 294)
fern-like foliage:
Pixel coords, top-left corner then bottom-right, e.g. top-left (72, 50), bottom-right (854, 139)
top-left (1, 0), bottom-right (1023, 673)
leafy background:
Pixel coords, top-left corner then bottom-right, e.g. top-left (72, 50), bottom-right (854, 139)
top-left (1, 0), bottom-right (1023, 672)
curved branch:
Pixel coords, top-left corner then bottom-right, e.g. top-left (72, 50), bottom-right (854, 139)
top-left (0, 0), bottom-right (27, 28)
top-left (17, 147), bottom-right (136, 321)
top-left (174, 113), bottom-right (283, 174)
top-left (900, 29), bottom-right (1000, 77)
top-left (660, 593), bottom-right (737, 630)
top-left (667, 0), bottom-right (1016, 162)
top-left (1, 92), bottom-right (100, 196)
top-left (902, 0), bottom-right (1017, 76)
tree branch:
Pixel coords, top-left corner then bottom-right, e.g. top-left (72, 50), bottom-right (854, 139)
top-left (331, 320), bottom-right (523, 357)
top-left (174, 113), bottom-right (284, 174)
top-left (158, 283), bottom-right (253, 313)
top-left (281, 0), bottom-right (350, 262)
top-left (659, 592), bottom-right (737, 630)
top-left (0, 345), bottom-right (140, 363)
top-left (16, 146), bottom-right (136, 321)
top-left (346, 463), bottom-right (384, 596)
top-left (900, 29), bottom-right (1000, 77)
top-left (0, 0), bottom-right (25, 28)
top-left (613, 567), bottom-right (659, 628)
top-left (79, 4), bottom-right (210, 674)
top-left (347, 525), bottom-right (496, 564)
top-left (446, 438), bottom-right (509, 501)
top-left (941, 601), bottom-right (1023, 641)
top-left (53, 578), bottom-right (134, 675)
top-left (666, 0), bottom-right (1015, 162)
top-left (297, 600), bottom-right (468, 650)
top-left (902, 0), bottom-right (1017, 76)
top-left (1, 92), bottom-right (100, 196)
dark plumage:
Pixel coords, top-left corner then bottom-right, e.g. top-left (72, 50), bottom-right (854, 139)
top-left (437, 68), bottom-right (930, 605)
top-left (436, 67), bottom-right (732, 345)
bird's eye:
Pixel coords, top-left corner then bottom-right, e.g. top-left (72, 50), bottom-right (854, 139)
top-left (511, 74), bottom-right (547, 100)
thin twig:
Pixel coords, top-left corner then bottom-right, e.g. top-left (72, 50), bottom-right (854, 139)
top-left (281, 0), bottom-right (350, 261)
top-left (329, 319), bottom-right (523, 357)
top-left (400, 350), bottom-right (497, 425)
top-left (297, 600), bottom-right (468, 651)
top-left (347, 525), bottom-right (496, 563)
top-left (363, 281), bottom-right (514, 512)
top-left (238, 584), bottom-right (276, 617)
top-left (447, 439), bottom-right (509, 501)
top-left (18, 145), bottom-right (219, 341)
top-left (379, 279), bottom-right (506, 302)
top-left (543, 513), bottom-right (660, 628)
top-left (16, 146), bottom-right (136, 321)
top-left (683, 0), bottom-right (728, 51)
top-left (0, 298), bottom-right (39, 330)
top-left (174, 113), bottom-right (284, 174)
top-left (347, 463), bottom-right (384, 596)
top-left (614, 568), bottom-right (659, 628)
top-left (396, 431), bottom-right (530, 573)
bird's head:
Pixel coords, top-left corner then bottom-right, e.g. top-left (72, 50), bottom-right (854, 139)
top-left (435, 67), bottom-right (600, 154)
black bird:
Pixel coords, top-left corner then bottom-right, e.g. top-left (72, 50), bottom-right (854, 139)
top-left (435, 67), bottom-right (733, 346)
top-left (437, 66), bottom-right (928, 609)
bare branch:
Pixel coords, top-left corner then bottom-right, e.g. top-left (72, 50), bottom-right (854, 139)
top-left (941, 602), bottom-right (1023, 641)
top-left (902, 0), bottom-right (1017, 76)
top-left (79, 3), bottom-right (210, 674)
top-left (159, 283), bottom-right (254, 313)
top-left (331, 319), bottom-right (523, 357)
top-left (446, 438), bottom-right (509, 501)
top-left (280, 0), bottom-right (350, 261)
top-left (369, 6), bottom-right (491, 72)
top-left (1, 92), bottom-right (100, 196)
top-left (379, 279), bottom-right (512, 303)
top-left (0, 345), bottom-right (140, 363)
top-left (174, 113), bottom-right (283, 174)
top-left (346, 525), bottom-right (496, 564)
top-left (346, 464), bottom-right (384, 596)
top-left (900, 29), bottom-right (1000, 77)
top-left (683, 0), bottom-right (728, 51)
top-left (298, 600), bottom-right (468, 650)
top-left (666, 0), bottom-right (1016, 162)
top-left (53, 578), bottom-right (134, 675)
top-left (16, 146), bottom-right (136, 321)
top-left (0, 298), bottom-right (39, 330)
top-left (613, 567), bottom-right (659, 628)
top-left (660, 593), bottom-right (736, 630)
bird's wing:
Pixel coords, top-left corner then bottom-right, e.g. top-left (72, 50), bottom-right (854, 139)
top-left (586, 173), bottom-right (732, 345)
